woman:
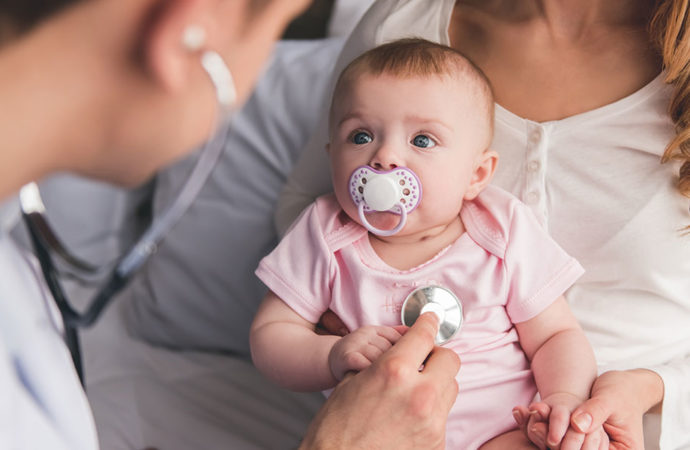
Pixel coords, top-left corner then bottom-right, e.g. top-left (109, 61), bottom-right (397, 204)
top-left (276, 1), bottom-right (690, 448)
top-left (0, 0), bottom-right (459, 448)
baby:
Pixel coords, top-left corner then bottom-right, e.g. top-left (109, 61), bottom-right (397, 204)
top-left (251, 39), bottom-right (600, 449)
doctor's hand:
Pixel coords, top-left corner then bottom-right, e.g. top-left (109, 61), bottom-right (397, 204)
top-left (300, 313), bottom-right (460, 450)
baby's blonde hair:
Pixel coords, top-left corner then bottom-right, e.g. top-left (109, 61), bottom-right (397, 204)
top-left (329, 38), bottom-right (495, 145)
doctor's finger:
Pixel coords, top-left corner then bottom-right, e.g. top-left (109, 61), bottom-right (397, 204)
top-left (546, 405), bottom-right (571, 447)
top-left (420, 347), bottom-right (461, 383)
top-left (384, 312), bottom-right (440, 367)
top-left (418, 348), bottom-right (459, 413)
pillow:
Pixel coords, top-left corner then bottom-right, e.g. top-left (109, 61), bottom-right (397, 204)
top-left (327, 0), bottom-right (375, 37)
top-left (123, 38), bottom-right (345, 355)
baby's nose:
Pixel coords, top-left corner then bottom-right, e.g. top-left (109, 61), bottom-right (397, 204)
top-left (369, 144), bottom-right (400, 171)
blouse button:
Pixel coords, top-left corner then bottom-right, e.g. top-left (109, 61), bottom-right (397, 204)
top-left (526, 191), bottom-right (540, 204)
top-left (530, 128), bottom-right (542, 143)
top-left (527, 160), bottom-right (541, 172)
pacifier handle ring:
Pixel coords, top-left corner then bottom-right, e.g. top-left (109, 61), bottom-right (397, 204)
top-left (358, 202), bottom-right (407, 237)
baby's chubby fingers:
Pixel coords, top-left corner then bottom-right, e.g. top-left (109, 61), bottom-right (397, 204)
top-left (375, 325), bottom-right (404, 345)
top-left (528, 401), bottom-right (551, 422)
top-left (357, 326), bottom-right (403, 353)
top-left (545, 404), bottom-right (572, 448)
top-left (329, 326), bottom-right (406, 380)
top-left (333, 351), bottom-right (371, 380)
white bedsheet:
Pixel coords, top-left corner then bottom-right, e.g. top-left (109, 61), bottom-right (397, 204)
top-left (80, 287), bottom-right (323, 450)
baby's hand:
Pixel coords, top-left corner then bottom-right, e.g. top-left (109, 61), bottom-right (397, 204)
top-left (328, 325), bottom-right (403, 381)
top-left (514, 394), bottom-right (609, 449)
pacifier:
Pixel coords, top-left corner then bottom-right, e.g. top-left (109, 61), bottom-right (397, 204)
top-left (348, 166), bottom-right (422, 236)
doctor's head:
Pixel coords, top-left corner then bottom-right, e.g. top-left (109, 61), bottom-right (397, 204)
top-left (327, 38), bottom-right (499, 239)
top-left (0, 0), bottom-right (310, 186)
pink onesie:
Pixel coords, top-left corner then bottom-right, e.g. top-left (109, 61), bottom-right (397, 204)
top-left (256, 185), bottom-right (584, 449)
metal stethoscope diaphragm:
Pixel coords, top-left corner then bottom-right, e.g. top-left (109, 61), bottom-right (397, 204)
top-left (401, 285), bottom-right (463, 345)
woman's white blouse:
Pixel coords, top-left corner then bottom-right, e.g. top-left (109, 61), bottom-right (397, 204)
top-left (275, 1), bottom-right (690, 448)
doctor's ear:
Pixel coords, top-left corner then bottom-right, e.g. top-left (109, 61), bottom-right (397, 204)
top-left (464, 149), bottom-right (498, 200)
top-left (143, 0), bottom-right (208, 91)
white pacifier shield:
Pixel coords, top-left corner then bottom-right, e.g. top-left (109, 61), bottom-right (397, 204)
top-left (348, 166), bottom-right (423, 236)
top-left (363, 176), bottom-right (398, 211)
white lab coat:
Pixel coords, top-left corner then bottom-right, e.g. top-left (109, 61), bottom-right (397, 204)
top-left (0, 198), bottom-right (98, 449)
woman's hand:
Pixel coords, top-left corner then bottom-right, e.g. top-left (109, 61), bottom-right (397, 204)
top-left (513, 399), bottom-right (609, 449)
top-left (523, 393), bottom-right (608, 449)
top-left (300, 313), bottom-right (460, 450)
top-left (569, 369), bottom-right (663, 450)
top-left (514, 369), bottom-right (663, 450)
top-left (316, 309), bottom-right (349, 336)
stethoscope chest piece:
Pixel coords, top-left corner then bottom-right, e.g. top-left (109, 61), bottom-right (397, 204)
top-left (401, 285), bottom-right (463, 345)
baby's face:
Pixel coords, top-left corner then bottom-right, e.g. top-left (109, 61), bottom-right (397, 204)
top-left (329, 73), bottom-right (492, 238)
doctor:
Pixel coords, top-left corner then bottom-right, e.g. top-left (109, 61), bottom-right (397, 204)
top-left (0, 0), bottom-right (460, 448)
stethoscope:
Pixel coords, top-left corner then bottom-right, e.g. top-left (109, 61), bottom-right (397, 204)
top-left (401, 285), bottom-right (463, 345)
top-left (349, 165), bottom-right (464, 344)
top-left (19, 49), bottom-right (236, 385)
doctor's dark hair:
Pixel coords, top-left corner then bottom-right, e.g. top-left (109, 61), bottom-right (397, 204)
top-left (0, 0), bottom-right (78, 38)
top-left (329, 38), bottom-right (495, 140)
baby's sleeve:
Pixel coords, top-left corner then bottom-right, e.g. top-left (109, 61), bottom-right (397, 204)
top-left (503, 202), bottom-right (585, 323)
top-left (255, 201), bottom-right (334, 323)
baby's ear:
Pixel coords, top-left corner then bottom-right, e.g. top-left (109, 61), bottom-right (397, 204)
top-left (464, 149), bottom-right (498, 200)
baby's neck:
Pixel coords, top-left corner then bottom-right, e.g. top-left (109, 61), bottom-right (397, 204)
top-left (368, 216), bottom-right (465, 271)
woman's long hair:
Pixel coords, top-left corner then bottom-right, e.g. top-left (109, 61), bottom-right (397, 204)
top-left (651, 0), bottom-right (690, 203)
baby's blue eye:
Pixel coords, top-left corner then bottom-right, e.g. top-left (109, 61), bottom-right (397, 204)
top-left (412, 134), bottom-right (435, 148)
top-left (351, 131), bottom-right (373, 145)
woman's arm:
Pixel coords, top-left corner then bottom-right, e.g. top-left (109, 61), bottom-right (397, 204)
top-left (250, 291), bottom-right (339, 391)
